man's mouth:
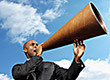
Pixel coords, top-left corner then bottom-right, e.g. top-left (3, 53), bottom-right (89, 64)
top-left (33, 50), bottom-right (36, 52)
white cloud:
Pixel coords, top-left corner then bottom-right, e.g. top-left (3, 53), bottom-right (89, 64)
top-left (43, 9), bottom-right (61, 20)
top-left (54, 0), bottom-right (68, 10)
top-left (15, 0), bottom-right (28, 4)
top-left (54, 57), bottom-right (110, 80)
top-left (0, 1), bottom-right (50, 44)
top-left (42, 0), bottom-right (68, 20)
top-left (54, 59), bottom-right (71, 68)
top-left (0, 0), bottom-right (68, 44)
top-left (77, 58), bottom-right (110, 80)
top-left (0, 74), bottom-right (13, 80)
top-left (40, 0), bottom-right (49, 5)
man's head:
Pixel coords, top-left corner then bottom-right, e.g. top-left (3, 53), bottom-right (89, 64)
top-left (23, 40), bottom-right (38, 59)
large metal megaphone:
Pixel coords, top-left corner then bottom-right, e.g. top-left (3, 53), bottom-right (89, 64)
top-left (42, 2), bottom-right (107, 51)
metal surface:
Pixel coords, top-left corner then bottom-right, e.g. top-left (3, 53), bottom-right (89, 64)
top-left (42, 2), bottom-right (107, 51)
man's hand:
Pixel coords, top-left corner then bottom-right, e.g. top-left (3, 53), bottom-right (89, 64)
top-left (36, 43), bottom-right (44, 56)
top-left (73, 39), bottom-right (85, 62)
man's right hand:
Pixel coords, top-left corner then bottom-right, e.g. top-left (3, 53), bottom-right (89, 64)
top-left (36, 43), bottom-right (44, 56)
top-left (73, 40), bottom-right (85, 62)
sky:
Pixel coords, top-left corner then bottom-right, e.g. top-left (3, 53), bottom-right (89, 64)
top-left (0, 0), bottom-right (110, 80)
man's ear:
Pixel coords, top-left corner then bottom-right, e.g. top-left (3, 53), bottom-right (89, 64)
top-left (23, 48), bottom-right (27, 53)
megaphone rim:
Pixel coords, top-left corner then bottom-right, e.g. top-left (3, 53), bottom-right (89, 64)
top-left (89, 2), bottom-right (108, 34)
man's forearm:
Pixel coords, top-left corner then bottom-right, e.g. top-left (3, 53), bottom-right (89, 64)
top-left (12, 55), bottom-right (43, 79)
top-left (66, 59), bottom-right (85, 80)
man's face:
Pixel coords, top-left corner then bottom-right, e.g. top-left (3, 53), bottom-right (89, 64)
top-left (24, 40), bottom-right (38, 57)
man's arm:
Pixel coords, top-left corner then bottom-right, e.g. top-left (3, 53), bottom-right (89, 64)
top-left (55, 60), bottom-right (84, 80)
top-left (12, 55), bottom-right (43, 79)
top-left (55, 40), bottom-right (85, 80)
top-left (65, 59), bottom-right (85, 80)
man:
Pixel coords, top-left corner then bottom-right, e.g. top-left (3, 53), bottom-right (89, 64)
top-left (12, 39), bottom-right (85, 80)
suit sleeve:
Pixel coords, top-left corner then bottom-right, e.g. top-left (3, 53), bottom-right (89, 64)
top-left (55, 59), bottom-right (85, 80)
top-left (12, 55), bottom-right (43, 79)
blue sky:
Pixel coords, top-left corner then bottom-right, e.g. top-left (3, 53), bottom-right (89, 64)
top-left (0, 0), bottom-right (110, 80)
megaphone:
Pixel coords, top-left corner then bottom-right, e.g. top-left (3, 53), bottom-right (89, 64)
top-left (42, 2), bottom-right (107, 51)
